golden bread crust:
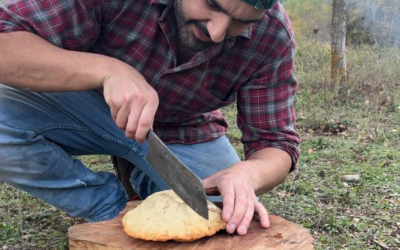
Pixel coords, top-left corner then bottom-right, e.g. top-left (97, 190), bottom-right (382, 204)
top-left (122, 190), bottom-right (226, 242)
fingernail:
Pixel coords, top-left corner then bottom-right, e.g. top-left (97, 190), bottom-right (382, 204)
top-left (224, 212), bottom-right (231, 219)
top-left (229, 223), bottom-right (236, 230)
top-left (239, 225), bottom-right (247, 234)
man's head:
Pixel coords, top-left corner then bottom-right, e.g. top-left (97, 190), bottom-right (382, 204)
top-left (174, 0), bottom-right (278, 52)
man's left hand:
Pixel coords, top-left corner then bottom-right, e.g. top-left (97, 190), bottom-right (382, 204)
top-left (202, 162), bottom-right (270, 235)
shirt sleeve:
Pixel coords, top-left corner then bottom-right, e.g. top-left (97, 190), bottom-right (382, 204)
top-left (237, 42), bottom-right (300, 171)
top-left (0, 0), bottom-right (103, 51)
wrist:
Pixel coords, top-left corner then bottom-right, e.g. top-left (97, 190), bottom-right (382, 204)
top-left (243, 158), bottom-right (265, 193)
top-left (88, 54), bottom-right (130, 89)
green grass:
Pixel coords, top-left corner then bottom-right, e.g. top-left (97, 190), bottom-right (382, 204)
top-left (1, 41), bottom-right (400, 249)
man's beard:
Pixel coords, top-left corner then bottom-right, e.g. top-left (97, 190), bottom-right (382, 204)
top-left (173, 0), bottom-right (213, 52)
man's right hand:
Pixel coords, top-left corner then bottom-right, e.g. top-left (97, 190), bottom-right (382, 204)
top-left (102, 68), bottom-right (159, 142)
top-left (0, 32), bottom-right (158, 142)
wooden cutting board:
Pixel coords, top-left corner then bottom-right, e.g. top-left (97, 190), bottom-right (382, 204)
top-left (69, 201), bottom-right (314, 250)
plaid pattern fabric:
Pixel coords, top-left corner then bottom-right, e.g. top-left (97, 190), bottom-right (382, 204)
top-left (0, 0), bottom-right (300, 168)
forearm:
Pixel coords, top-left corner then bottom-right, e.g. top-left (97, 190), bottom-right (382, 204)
top-left (246, 147), bottom-right (292, 195)
top-left (0, 31), bottom-right (122, 92)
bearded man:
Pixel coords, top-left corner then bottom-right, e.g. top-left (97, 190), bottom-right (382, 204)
top-left (0, 0), bottom-right (299, 235)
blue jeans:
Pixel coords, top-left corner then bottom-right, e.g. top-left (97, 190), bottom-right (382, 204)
top-left (0, 84), bottom-right (240, 222)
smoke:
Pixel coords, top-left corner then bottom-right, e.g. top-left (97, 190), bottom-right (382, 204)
top-left (281, 0), bottom-right (400, 48)
top-left (346, 0), bottom-right (400, 47)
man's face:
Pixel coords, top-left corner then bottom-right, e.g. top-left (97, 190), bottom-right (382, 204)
top-left (173, 0), bottom-right (265, 52)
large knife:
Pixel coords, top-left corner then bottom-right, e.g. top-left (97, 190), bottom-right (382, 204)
top-left (146, 130), bottom-right (209, 220)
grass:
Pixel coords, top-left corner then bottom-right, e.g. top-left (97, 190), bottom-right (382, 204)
top-left (1, 41), bottom-right (400, 249)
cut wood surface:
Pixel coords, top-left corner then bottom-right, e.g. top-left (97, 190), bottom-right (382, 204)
top-left (69, 201), bottom-right (314, 250)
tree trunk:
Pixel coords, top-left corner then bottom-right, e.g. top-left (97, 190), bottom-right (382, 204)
top-left (331, 0), bottom-right (347, 83)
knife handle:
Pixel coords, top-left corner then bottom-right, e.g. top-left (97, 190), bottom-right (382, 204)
top-left (205, 187), bottom-right (220, 196)
top-left (146, 129), bottom-right (155, 140)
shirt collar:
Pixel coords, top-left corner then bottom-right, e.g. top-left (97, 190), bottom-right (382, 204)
top-left (150, 0), bottom-right (252, 39)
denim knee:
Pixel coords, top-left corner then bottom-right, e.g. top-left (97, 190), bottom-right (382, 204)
top-left (0, 124), bottom-right (128, 221)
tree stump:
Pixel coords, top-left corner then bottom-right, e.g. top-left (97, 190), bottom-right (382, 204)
top-left (69, 201), bottom-right (314, 250)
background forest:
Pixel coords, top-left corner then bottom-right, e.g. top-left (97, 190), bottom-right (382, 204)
top-left (284, 0), bottom-right (400, 48)
top-left (1, 0), bottom-right (399, 249)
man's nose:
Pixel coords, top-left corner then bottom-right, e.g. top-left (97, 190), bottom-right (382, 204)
top-left (207, 15), bottom-right (231, 43)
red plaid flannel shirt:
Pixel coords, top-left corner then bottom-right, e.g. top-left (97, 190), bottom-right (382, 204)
top-left (0, 0), bottom-right (300, 169)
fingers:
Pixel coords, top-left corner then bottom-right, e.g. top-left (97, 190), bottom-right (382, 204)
top-left (224, 186), bottom-right (256, 235)
top-left (203, 164), bottom-right (270, 235)
top-left (104, 74), bottom-right (158, 142)
top-left (220, 185), bottom-right (235, 225)
top-left (236, 198), bottom-right (255, 235)
top-left (254, 200), bottom-right (270, 228)
top-left (203, 175), bottom-right (238, 228)
top-left (225, 186), bottom-right (246, 234)
top-left (115, 101), bottom-right (130, 130)
top-left (120, 96), bottom-right (158, 141)
top-left (131, 96), bottom-right (158, 142)
top-left (218, 181), bottom-right (268, 235)
top-left (110, 106), bottom-right (119, 122)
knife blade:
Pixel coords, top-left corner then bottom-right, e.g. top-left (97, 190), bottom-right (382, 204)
top-left (146, 130), bottom-right (209, 220)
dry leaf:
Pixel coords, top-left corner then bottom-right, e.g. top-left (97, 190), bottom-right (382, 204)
top-left (373, 240), bottom-right (389, 249)
top-left (276, 191), bottom-right (294, 198)
top-left (90, 158), bottom-right (100, 164)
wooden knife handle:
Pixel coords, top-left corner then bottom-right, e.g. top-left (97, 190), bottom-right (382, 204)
top-left (205, 186), bottom-right (220, 196)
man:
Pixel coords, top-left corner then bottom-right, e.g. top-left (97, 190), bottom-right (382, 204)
top-left (0, 0), bottom-right (299, 235)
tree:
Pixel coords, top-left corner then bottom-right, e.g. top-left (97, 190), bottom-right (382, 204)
top-left (331, 0), bottom-right (347, 83)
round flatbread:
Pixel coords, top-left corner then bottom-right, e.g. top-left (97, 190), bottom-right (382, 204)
top-left (122, 190), bottom-right (227, 242)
